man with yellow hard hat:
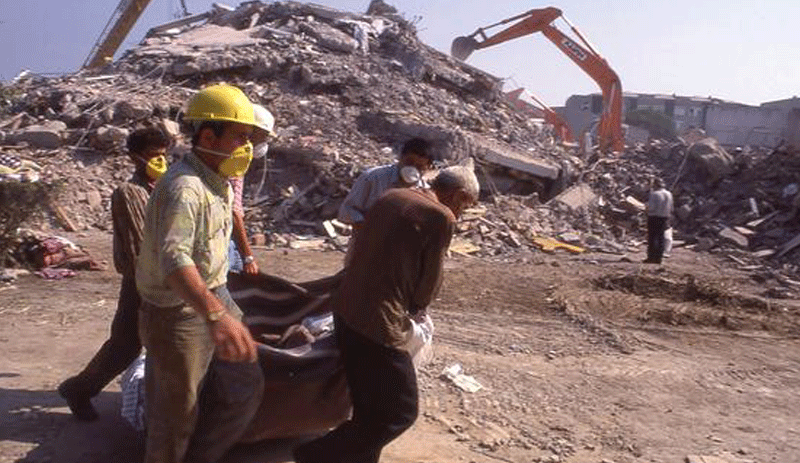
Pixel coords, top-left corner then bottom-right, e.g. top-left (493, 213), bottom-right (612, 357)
top-left (135, 83), bottom-right (263, 463)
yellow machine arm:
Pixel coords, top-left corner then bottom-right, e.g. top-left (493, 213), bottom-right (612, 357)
top-left (83, 0), bottom-right (154, 69)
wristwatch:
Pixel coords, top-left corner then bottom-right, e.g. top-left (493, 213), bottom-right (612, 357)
top-left (206, 310), bottom-right (226, 323)
top-left (243, 255), bottom-right (255, 265)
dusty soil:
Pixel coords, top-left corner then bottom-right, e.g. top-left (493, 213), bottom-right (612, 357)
top-left (2, 230), bottom-right (799, 463)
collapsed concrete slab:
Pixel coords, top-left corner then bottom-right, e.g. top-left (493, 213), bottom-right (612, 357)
top-left (466, 134), bottom-right (560, 180)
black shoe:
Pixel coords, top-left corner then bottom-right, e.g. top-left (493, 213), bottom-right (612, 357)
top-left (58, 377), bottom-right (99, 421)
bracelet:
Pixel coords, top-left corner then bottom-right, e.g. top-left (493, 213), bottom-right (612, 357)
top-left (243, 255), bottom-right (255, 265)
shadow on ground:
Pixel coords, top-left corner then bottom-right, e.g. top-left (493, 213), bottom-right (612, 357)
top-left (1, 386), bottom-right (303, 463)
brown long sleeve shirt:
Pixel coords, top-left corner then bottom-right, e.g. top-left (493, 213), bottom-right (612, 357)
top-left (333, 188), bottom-right (456, 348)
top-left (111, 172), bottom-right (152, 278)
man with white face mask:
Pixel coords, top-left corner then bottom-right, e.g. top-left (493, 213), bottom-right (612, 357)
top-left (135, 84), bottom-right (263, 463)
top-left (338, 137), bottom-right (434, 264)
top-left (227, 104), bottom-right (276, 275)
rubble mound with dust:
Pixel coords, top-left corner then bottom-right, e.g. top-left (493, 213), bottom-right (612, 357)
top-left (2, 1), bottom-right (800, 287)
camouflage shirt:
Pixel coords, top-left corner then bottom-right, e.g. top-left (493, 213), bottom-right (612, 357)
top-left (136, 152), bottom-right (233, 307)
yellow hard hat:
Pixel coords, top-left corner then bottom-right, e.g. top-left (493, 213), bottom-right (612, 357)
top-left (184, 84), bottom-right (255, 126)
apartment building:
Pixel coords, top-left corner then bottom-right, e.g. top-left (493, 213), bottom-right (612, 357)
top-left (561, 92), bottom-right (796, 148)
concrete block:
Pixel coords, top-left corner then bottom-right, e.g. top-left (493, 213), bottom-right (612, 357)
top-left (96, 125), bottom-right (130, 147)
top-left (85, 189), bottom-right (103, 209)
top-left (623, 195), bottom-right (645, 213)
top-left (14, 120), bottom-right (67, 148)
top-left (115, 100), bottom-right (152, 120)
top-left (299, 21), bottom-right (358, 54)
top-left (552, 183), bottom-right (597, 210)
top-left (159, 119), bottom-right (181, 139)
top-left (719, 227), bottom-right (748, 248)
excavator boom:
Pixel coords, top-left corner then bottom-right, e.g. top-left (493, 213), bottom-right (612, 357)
top-left (452, 7), bottom-right (624, 153)
top-left (507, 87), bottom-right (574, 143)
top-left (84, 0), bottom-right (154, 69)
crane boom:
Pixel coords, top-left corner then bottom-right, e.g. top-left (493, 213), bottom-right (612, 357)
top-left (451, 7), bottom-right (624, 153)
top-left (83, 0), bottom-right (154, 69)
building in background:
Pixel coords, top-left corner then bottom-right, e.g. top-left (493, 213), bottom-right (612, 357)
top-left (561, 92), bottom-right (799, 148)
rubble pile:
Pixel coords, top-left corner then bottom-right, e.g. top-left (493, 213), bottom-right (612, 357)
top-left (2, 0), bottom-right (800, 279)
top-left (0, 1), bottom-right (575, 251)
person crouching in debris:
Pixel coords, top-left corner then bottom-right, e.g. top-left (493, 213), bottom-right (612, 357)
top-left (135, 84), bottom-right (263, 463)
top-left (58, 127), bottom-right (170, 421)
top-left (227, 104), bottom-right (276, 275)
top-left (293, 165), bottom-right (480, 463)
top-left (337, 137), bottom-right (434, 264)
top-left (645, 177), bottom-right (673, 264)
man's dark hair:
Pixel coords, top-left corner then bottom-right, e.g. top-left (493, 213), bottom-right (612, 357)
top-left (401, 137), bottom-right (431, 159)
top-left (652, 177), bottom-right (664, 189)
top-left (190, 121), bottom-right (227, 147)
top-left (126, 128), bottom-right (170, 155)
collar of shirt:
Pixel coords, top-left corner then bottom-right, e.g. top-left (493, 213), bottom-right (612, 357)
top-left (130, 171), bottom-right (154, 193)
top-left (185, 151), bottom-right (231, 199)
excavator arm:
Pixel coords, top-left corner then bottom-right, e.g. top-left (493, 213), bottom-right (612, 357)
top-left (452, 7), bottom-right (624, 153)
top-left (83, 0), bottom-right (154, 69)
top-left (507, 87), bottom-right (574, 143)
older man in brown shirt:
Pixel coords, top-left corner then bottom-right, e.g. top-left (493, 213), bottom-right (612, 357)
top-left (294, 165), bottom-right (480, 463)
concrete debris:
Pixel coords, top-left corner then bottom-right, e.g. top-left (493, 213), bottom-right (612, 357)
top-left (10, 121), bottom-right (67, 149)
top-left (687, 137), bottom-right (734, 183)
top-left (553, 183), bottom-right (597, 211)
top-left (1, 0), bottom-right (800, 285)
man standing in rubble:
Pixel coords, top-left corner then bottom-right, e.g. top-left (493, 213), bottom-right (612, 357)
top-left (58, 128), bottom-right (170, 421)
top-left (228, 104), bottom-right (276, 275)
top-left (337, 137), bottom-right (434, 263)
top-left (293, 165), bottom-right (480, 463)
top-left (645, 177), bottom-right (673, 264)
top-left (136, 84), bottom-right (263, 463)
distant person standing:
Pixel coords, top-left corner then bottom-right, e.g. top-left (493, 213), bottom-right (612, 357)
top-left (645, 177), bottom-right (673, 264)
top-left (58, 127), bottom-right (170, 421)
top-left (337, 137), bottom-right (434, 264)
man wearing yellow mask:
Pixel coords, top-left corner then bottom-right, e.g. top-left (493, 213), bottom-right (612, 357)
top-left (135, 84), bottom-right (263, 463)
top-left (58, 127), bottom-right (170, 421)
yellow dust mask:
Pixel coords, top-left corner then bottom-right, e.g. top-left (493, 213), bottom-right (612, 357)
top-left (142, 155), bottom-right (167, 181)
top-left (196, 142), bottom-right (254, 178)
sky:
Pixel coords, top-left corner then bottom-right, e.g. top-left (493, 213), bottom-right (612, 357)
top-left (1, 0), bottom-right (798, 107)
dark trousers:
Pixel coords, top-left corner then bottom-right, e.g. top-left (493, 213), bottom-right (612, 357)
top-left (66, 275), bottom-right (142, 398)
top-left (647, 216), bottom-right (668, 263)
top-left (186, 358), bottom-right (265, 463)
top-left (294, 315), bottom-right (418, 463)
top-left (140, 286), bottom-right (263, 463)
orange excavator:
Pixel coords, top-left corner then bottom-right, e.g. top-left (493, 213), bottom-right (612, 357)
top-left (451, 7), bottom-right (624, 153)
top-left (506, 87), bottom-right (574, 143)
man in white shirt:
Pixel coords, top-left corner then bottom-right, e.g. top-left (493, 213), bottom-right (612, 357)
top-left (645, 177), bottom-right (673, 264)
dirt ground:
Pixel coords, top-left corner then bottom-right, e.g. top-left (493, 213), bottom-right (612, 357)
top-left (2, 229), bottom-right (800, 463)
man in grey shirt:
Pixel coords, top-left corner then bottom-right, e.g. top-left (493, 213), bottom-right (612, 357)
top-left (645, 177), bottom-right (673, 264)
